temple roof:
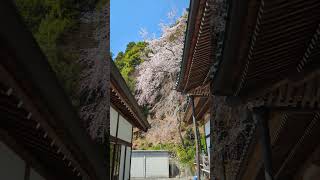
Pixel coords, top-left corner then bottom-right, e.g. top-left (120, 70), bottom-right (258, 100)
top-left (176, 0), bottom-right (217, 95)
top-left (110, 61), bottom-right (150, 131)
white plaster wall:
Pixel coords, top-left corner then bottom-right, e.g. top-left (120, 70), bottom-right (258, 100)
top-left (117, 115), bottom-right (132, 143)
top-left (205, 120), bottom-right (210, 162)
top-left (0, 141), bottom-right (25, 180)
top-left (110, 106), bottom-right (118, 137)
top-left (118, 145), bottom-right (126, 180)
top-left (124, 147), bottom-right (131, 180)
top-left (205, 120), bottom-right (210, 136)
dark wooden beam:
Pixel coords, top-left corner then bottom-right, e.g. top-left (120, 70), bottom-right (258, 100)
top-left (252, 107), bottom-right (274, 180)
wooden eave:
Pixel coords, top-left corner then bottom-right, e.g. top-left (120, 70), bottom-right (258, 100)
top-left (237, 111), bottom-right (320, 180)
top-left (177, 0), bottom-right (214, 94)
top-left (110, 61), bottom-right (150, 132)
top-left (214, 0), bottom-right (320, 97)
top-left (183, 97), bottom-right (210, 124)
top-left (0, 1), bottom-right (107, 179)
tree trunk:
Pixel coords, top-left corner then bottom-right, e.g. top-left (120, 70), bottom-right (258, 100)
top-left (177, 112), bottom-right (186, 148)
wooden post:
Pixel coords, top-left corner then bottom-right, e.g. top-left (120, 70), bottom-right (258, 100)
top-left (191, 96), bottom-right (201, 180)
top-left (253, 107), bottom-right (274, 180)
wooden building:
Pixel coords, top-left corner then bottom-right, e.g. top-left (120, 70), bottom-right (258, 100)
top-left (0, 1), bottom-right (107, 180)
top-left (110, 61), bottom-right (150, 180)
top-left (178, 0), bottom-right (320, 179)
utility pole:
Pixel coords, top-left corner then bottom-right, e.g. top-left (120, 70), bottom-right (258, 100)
top-left (191, 96), bottom-right (201, 180)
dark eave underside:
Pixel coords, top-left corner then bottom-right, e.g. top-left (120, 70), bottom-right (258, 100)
top-left (214, 0), bottom-right (320, 97)
top-left (177, 0), bottom-right (213, 94)
top-left (183, 97), bottom-right (210, 123)
top-left (0, 81), bottom-right (88, 180)
top-left (237, 0), bottom-right (320, 96)
top-left (110, 88), bottom-right (145, 131)
top-left (238, 111), bottom-right (320, 180)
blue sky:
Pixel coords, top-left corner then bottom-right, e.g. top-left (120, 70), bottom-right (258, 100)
top-left (110, 0), bottom-right (190, 57)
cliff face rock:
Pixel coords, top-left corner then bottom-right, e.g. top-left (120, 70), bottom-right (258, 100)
top-left (210, 96), bottom-right (257, 179)
top-left (14, 0), bottom-right (110, 142)
top-left (77, 3), bottom-right (109, 142)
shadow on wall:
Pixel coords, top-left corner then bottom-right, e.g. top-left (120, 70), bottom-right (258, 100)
top-left (169, 162), bottom-right (180, 178)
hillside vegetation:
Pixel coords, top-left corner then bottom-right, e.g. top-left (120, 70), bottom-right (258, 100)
top-left (14, 0), bottom-right (104, 109)
top-left (15, 0), bottom-right (110, 141)
top-left (114, 41), bottom-right (148, 91)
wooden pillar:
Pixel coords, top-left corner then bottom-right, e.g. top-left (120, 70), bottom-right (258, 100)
top-left (191, 96), bottom-right (201, 180)
top-left (253, 107), bottom-right (274, 180)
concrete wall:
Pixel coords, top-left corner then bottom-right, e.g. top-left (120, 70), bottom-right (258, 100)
top-left (131, 151), bottom-right (169, 178)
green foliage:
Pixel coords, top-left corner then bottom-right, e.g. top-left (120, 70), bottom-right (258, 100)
top-left (141, 105), bottom-right (150, 117)
top-left (139, 128), bottom-right (197, 167)
top-left (114, 41), bottom-right (148, 92)
top-left (201, 133), bottom-right (207, 154)
top-left (14, 0), bottom-right (103, 109)
top-left (176, 145), bottom-right (196, 166)
top-left (95, 0), bottom-right (107, 10)
top-left (146, 142), bottom-right (195, 167)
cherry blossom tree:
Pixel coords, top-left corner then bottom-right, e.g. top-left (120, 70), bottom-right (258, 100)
top-left (134, 13), bottom-right (188, 144)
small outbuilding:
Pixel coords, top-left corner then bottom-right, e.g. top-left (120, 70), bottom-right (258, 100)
top-left (130, 150), bottom-right (169, 178)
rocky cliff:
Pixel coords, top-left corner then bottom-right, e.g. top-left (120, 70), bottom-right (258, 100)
top-left (77, 2), bottom-right (110, 142)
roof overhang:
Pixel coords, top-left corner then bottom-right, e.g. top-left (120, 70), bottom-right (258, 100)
top-left (183, 96), bottom-right (210, 124)
top-left (237, 111), bottom-right (320, 180)
top-left (110, 61), bottom-right (150, 132)
top-left (177, 0), bottom-right (213, 94)
top-left (213, 0), bottom-right (320, 97)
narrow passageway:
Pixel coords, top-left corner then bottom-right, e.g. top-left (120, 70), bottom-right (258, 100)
top-left (1, 0), bottom-right (319, 180)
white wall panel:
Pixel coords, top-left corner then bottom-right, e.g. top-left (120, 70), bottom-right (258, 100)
top-left (145, 152), bottom-right (169, 178)
top-left (124, 147), bottom-right (131, 180)
top-left (0, 141), bottom-right (25, 180)
top-left (117, 115), bottom-right (132, 142)
top-left (110, 106), bottom-right (118, 137)
top-left (205, 120), bottom-right (210, 136)
top-left (130, 153), bottom-right (145, 178)
top-left (205, 120), bottom-right (210, 161)
top-left (118, 145), bottom-right (126, 180)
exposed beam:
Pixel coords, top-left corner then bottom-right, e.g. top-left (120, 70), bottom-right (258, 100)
top-left (252, 107), bottom-right (274, 180)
